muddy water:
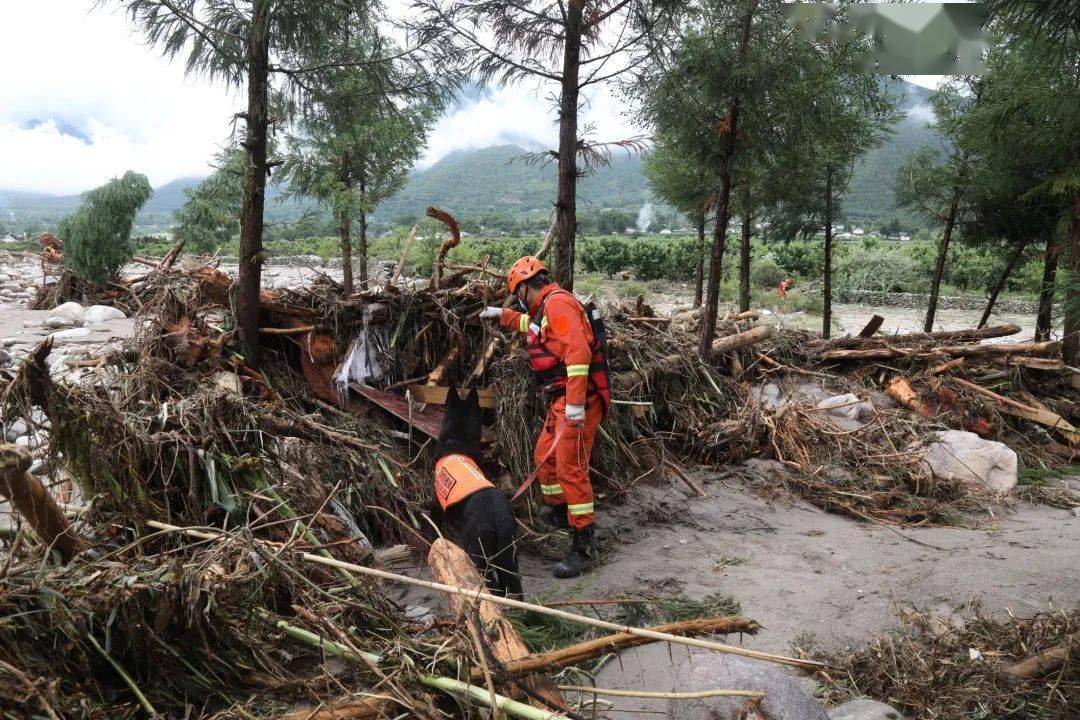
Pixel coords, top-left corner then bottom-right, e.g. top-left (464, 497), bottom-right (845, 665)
top-left (806, 302), bottom-right (1053, 341)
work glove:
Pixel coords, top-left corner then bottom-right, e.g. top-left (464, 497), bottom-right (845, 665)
top-left (565, 403), bottom-right (586, 424)
top-left (479, 306), bottom-right (503, 320)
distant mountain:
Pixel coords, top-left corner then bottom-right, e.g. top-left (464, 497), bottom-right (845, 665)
top-left (369, 144), bottom-right (651, 224)
top-left (1, 80), bottom-right (939, 233)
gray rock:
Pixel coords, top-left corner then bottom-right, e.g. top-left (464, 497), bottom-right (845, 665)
top-left (668, 653), bottom-right (828, 720)
top-left (920, 430), bottom-right (1018, 493)
top-left (83, 305), bottom-right (127, 324)
top-left (29, 459), bottom-right (45, 475)
top-left (46, 301), bottom-right (86, 328)
top-left (754, 383), bottom-right (785, 409)
top-left (48, 327), bottom-right (92, 342)
top-left (4, 419), bottom-right (28, 442)
top-left (0, 348), bottom-right (9, 365)
top-left (815, 393), bottom-right (876, 429)
top-left (828, 698), bottom-right (905, 720)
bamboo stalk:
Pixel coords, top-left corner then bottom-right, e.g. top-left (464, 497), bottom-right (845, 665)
top-left (557, 686), bottom-right (764, 700)
top-left (387, 224), bottom-right (417, 289)
top-left (147, 521), bottom-right (823, 670)
top-left (86, 634), bottom-right (158, 716)
top-left (272, 616), bottom-right (569, 720)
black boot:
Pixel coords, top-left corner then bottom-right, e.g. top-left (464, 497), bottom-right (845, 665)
top-left (553, 526), bottom-right (596, 578)
top-left (543, 504), bottom-right (571, 530)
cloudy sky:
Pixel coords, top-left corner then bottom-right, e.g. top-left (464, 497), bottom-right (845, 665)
top-left (1, 1), bottom-right (944, 196)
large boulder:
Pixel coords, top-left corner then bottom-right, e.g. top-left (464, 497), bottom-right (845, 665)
top-left (828, 698), bottom-right (905, 720)
top-left (83, 305), bottom-right (127, 324)
top-left (45, 301), bottom-right (85, 329)
top-left (920, 430), bottom-right (1017, 493)
top-left (668, 653), bottom-right (828, 720)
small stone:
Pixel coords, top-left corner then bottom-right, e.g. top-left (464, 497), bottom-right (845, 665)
top-left (828, 698), bottom-right (905, 720)
top-left (14, 435), bottom-right (31, 447)
top-left (1071, 507), bottom-right (1080, 518)
top-left (0, 348), bottom-right (10, 365)
top-left (45, 301), bottom-right (86, 329)
top-left (29, 459), bottom-right (45, 475)
top-left (669, 653), bottom-right (828, 720)
top-left (4, 419), bottom-right (28, 442)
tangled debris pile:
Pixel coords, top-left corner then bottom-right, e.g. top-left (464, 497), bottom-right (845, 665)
top-left (824, 606), bottom-right (1080, 720)
top-left (1, 217), bottom-right (1079, 715)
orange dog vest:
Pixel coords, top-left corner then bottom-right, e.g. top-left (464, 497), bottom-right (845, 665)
top-left (434, 454), bottom-right (494, 510)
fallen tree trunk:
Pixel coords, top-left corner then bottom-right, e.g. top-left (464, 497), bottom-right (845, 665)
top-left (820, 341), bottom-right (1060, 363)
top-left (813, 324), bottom-right (1021, 349)
top-left (857, 314), bottom-right (885, 337)
top-left (614, 326), bottom-right (774, 386)
top-left (951, 377), bottom-right (1080, 443)
top-left (428, 539), bottom-right (567, 711)
top-left (481, 615), bottom-right (760, 681)
top-left (708, 325), bottom-right (773, 359)
top-left (0, 444), bottom-right (85, 562)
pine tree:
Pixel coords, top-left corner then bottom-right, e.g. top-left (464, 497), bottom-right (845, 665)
top-left (110, 0), bottom-right (417, 361)
top-left (411, 0), bottom-right (678, 289)
top-left (174, 148), bottom-right (245, 253)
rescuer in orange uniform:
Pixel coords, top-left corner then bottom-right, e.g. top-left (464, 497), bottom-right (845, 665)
top-left (479, 257), bottom-right (611, 578)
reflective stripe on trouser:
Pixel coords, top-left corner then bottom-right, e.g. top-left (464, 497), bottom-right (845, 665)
top-left (533, 394), bottom-right (603, 530)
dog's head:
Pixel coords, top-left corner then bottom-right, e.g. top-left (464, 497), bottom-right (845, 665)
top-left (436, 387), bottom-right (483, 463)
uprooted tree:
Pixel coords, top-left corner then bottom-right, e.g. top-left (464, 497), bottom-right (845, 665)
top-left (58, 170), bottom-right (153, 286)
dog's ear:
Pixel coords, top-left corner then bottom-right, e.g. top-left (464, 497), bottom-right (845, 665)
top-left (445, 387), bottom-right (460, 411)
top-left (465, 388), bottom-right (480, 411)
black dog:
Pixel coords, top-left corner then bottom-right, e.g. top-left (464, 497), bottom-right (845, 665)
top-left (432, 388), bottom-right (523, 598)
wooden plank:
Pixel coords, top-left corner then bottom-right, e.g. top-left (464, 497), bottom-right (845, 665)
top-left (351, 384), bottom-right (496, 443)
top-left (407, 384), bottom-right (496, 409)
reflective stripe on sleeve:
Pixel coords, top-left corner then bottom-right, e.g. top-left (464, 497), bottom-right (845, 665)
top-left (540, 483), bottom-right (564, 496)
top-left (566, 364), bottom-right (589, 377)
top-left (567, 502), bottom-right (594, 515)
top-left (518, 315), bottom-right (529, 333)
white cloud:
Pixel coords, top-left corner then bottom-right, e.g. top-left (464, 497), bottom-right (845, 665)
top-left (419, 80), bottom-right (643, 168)
top-left (0, 0), bottom-right (238, 194)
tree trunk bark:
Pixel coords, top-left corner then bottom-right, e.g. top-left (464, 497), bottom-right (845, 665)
top-left (1036, 238), bottom-right (1060, 342)
top-left (925, 183), bottom-right (962, 332)
top-left (1064, 194), bottom-right (1080, 366)
top-left (237, 0), bottom-right (271, 363)
top-left (739, 207), bottom-right (752, 312)
top-left (358, 210), bottom-right (368, 291)
top-left (822, 167), bottom-right (833, 339)
top-left (338, 153), bottom-right (353, 296)
top-left (698, 0), bottom-right (757, 360)
top-left (338, 209), bottom-right (353, 296)
top-left (553, 0), bottom-right (584, 290)
top-left (978, 237), bottom-right (1029, 329)
top-left (694, 210), bottom-right (705, 308)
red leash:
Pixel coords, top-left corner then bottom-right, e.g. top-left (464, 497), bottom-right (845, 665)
top-left (511, 421), bottom-right (567, 501)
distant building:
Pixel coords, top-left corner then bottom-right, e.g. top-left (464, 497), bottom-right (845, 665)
top-left (659, 228), bottom-right (672, 235)
top-left (837, 232), bottom-right (853, 239)
top-left (1, 232), bottom-right (24, 244)
top-left (852, 228), bottom-right (865, 236)
top-left (899, 233), bottom-right (911, 242)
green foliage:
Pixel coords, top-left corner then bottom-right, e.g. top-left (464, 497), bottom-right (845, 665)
top-left (59, 171), bottom-right (153, 284)
top-left (578, 236), bottom-right (696, 281)
top-left (749, 253), bottom-right (786, 289)
top-left (173, 148), bottom-right (244, 252)
top-left (835, 244), bottom-right (926, 294)
top-left (768, 239), bottom-right (826, 279)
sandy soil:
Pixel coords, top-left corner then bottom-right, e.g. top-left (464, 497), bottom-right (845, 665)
top-left (514, 474), bottom-right (1080, 716)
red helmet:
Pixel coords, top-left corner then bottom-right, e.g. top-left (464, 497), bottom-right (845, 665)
top-left (507, 256), bottom-right (547, 294)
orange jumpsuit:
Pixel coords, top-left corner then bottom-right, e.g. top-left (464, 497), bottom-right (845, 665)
top-left (501, 284), bottom-right (609, 529)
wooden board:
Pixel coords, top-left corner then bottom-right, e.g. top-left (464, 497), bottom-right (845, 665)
top-left (406, 384), bottom-right (497, 409)
top-left (351, 384), bottom-right (496, 444)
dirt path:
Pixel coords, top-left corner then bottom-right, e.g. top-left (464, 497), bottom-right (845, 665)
top-left (514, 476), bottom-right (1079, 716)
